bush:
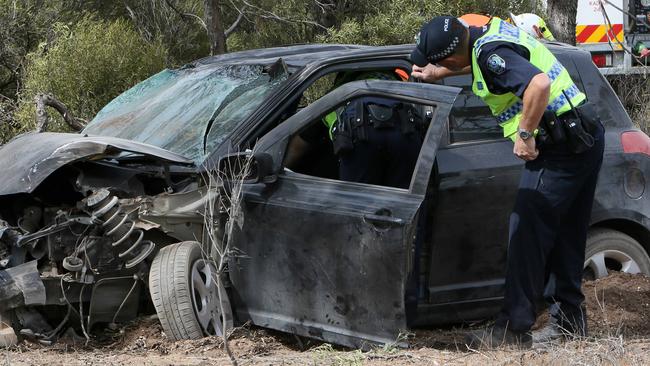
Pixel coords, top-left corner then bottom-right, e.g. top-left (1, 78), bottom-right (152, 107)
top-left (14, 17), bottom-right (167, 135)
top-left (607, 74), bottom-right (650, 134)
top-left (0, 97), bottom-right (20, 144)
top-left (319, 0), bottom-right (539, 46)
top-left (319, 0), bottom-right (446, 46)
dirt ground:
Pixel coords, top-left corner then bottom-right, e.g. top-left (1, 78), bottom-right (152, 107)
top-left (3, 272), bottom-right (650, 366)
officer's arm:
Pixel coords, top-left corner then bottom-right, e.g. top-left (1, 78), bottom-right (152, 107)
top-left (411, 64), bottom-right (471, 82)
top-left (284, 135), bottom-right (310, 169)
top-left (519, 73), bottom-right (551, 132)
top-left (478, 46), bottom-right (548, 132)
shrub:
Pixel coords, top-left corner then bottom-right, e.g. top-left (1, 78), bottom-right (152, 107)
top-left (607, 74), bottom-right (650, 134)
top-left (14, 17), bottom-right (167, 135)
top-left (0, 97), bottom-right (19, 144)
top-left (319, 0), bottom-right (447, 46)
top-left (318, 0), bottom-right (539, 46)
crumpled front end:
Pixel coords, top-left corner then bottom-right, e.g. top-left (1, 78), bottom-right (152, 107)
top-left (0, 131), bottom-right (200, 345)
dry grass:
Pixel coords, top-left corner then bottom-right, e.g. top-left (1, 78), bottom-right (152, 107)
top-left (3, 318), bottom-right (650, 365)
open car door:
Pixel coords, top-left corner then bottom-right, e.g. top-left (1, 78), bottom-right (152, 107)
top-left (225, 80), bottom-right (460, 348)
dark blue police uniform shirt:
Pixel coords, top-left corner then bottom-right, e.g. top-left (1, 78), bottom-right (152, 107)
top-left (469, 26), bottom-right (543, 98)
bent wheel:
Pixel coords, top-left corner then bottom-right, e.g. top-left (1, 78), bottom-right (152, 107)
top-left (584, 228), bottom-right (650, 280)
top-left (149, 241), bottom-right (233, 340)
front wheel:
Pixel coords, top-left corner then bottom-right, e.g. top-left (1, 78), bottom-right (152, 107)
top-left (149, 241), bottom-right (233, 341)
top-left (583, 228), bottom-right (650, 280)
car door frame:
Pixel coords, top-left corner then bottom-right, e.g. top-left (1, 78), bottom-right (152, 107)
top-left (416, 74), bottom-right (523, 325)
top-left (225, 80), bottom-right (460, 348)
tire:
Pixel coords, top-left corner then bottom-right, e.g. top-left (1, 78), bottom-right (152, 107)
top-left (584, 228), bottom-right (650, 280)
top-left (149, 241), bottom-right (232, 341)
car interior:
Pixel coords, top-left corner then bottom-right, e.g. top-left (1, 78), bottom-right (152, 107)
top-left (276, 67), bottom-right (434, 187)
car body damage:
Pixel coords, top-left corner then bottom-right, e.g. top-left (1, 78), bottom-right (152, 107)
top-left (0, 130), bottom-right (199, 343)
top-left (0, 261), bottom-right (46, 312)
top-left (0, 132), bottom-right (194, 195)
top-left (0, 70), bottom-right (458, 347)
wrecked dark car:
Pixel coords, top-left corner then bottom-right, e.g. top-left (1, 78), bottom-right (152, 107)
top-left (0, 43), bottom-right (649, 348)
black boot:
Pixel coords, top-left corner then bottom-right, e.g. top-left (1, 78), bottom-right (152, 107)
top-left (532, 320), bottom-right (588, 345)
top-left (532, 320), bottom-right (563, 344)
top-left (533, 305), bottom-right (588, 344)
top-left (464, 325), bottom-right (532, 350)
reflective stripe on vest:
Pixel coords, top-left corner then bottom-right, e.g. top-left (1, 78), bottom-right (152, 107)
top-left (324, 111), bottom-right (338, 140)
top-left (471, 18), bottom-right (586, 141)
top-left (495, 62), bottom-right (575, 123)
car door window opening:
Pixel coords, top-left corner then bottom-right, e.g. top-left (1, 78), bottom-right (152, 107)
top-left (242, 64), bottom-right (415, 150)
top-left (284, 96), bottom-right (434, 190)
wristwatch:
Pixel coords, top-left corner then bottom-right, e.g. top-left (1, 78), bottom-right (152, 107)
top-left (518, 128), bottom-right (533, 141)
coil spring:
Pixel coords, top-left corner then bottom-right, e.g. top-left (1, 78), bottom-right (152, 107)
top-left (86, 189), bottom-right (155, 269)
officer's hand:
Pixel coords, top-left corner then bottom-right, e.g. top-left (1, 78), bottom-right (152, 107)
top-left (411, 64), bottom-right (444, 83)
top-left (513, 136), bottom-right (539, 161)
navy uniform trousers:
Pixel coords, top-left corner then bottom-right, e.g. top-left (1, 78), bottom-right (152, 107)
top-left (496, 121), bottom-right (605, 333)
top-left (338, 126), bottom-right (423, 189)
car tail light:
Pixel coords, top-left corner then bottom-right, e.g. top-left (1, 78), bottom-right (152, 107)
top-left (591, 54), bottom-right (612, 67)
top-left (621, 131), bottom-right (650, 156)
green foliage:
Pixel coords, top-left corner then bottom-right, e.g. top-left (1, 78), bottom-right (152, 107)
top-left (119, 0), bottom-right (209, 66)
top-left (0, 97), bottom-right (19, 144)
top-left (320, 0), bottom-right (446, 46)
top-left (320, 0), bottom-right (541, 46)
top-left (0, 0), bottom-right (64, 99)
top-left (14, 17), bottom-right (166, 134)
top-left (227, 0), bottom-right (321, 51)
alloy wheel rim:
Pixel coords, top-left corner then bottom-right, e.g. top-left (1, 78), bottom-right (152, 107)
top-left (584, 249), bottom-right (641, 279)
top-left (190, 258), bottom-right (225, 336)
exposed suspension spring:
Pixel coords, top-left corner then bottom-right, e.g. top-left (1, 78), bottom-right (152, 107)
top-left (86, 189), bottom-right (155, 269)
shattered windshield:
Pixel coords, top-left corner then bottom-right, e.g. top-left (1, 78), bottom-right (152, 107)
top-left (83, 64), bottom-right (286, 163)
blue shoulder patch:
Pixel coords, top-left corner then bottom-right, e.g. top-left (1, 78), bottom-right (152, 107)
top-left (487, 53), bottom-right (506, 75)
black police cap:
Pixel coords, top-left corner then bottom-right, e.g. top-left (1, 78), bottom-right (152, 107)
top-left (411, 16), bottom-right (467, 67)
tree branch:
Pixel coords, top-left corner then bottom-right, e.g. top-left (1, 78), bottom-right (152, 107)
top-left (164, 0), bottom-right (208, 31)
top-left (225, 10), bottom-right (245, 37)
top-left (34, 93), bottom-right (87, 132)
top-left (312, 0), bottom-right (335, 14)
top-left (239, 0), bottom-right (328, 31)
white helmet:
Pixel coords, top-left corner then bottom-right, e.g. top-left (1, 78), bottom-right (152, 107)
top-left (509, 12), bottom-right (555, 41)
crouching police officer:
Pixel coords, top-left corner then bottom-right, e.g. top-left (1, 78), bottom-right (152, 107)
top-left (327, 70), bottom-right (425, 188)
top-left (410, 16), bottom-right (604, 348)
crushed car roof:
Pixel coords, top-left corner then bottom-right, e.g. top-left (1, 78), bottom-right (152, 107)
top-left (193, 44), bottom-right (403, 69)
top-left (190, 42), bottom-right (590, 69)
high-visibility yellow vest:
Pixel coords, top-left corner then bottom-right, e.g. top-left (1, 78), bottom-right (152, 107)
top-left (471, 17), bottom-right (586, 141)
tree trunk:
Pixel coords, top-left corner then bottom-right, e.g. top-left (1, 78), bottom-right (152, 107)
top-left (205, 0), bottom-right (227, 55)
top-left (546, 0), bottom-right (577, 45)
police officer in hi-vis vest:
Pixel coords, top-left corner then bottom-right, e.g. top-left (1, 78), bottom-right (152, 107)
top-left (410, 16), bottom-right (604, 348)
